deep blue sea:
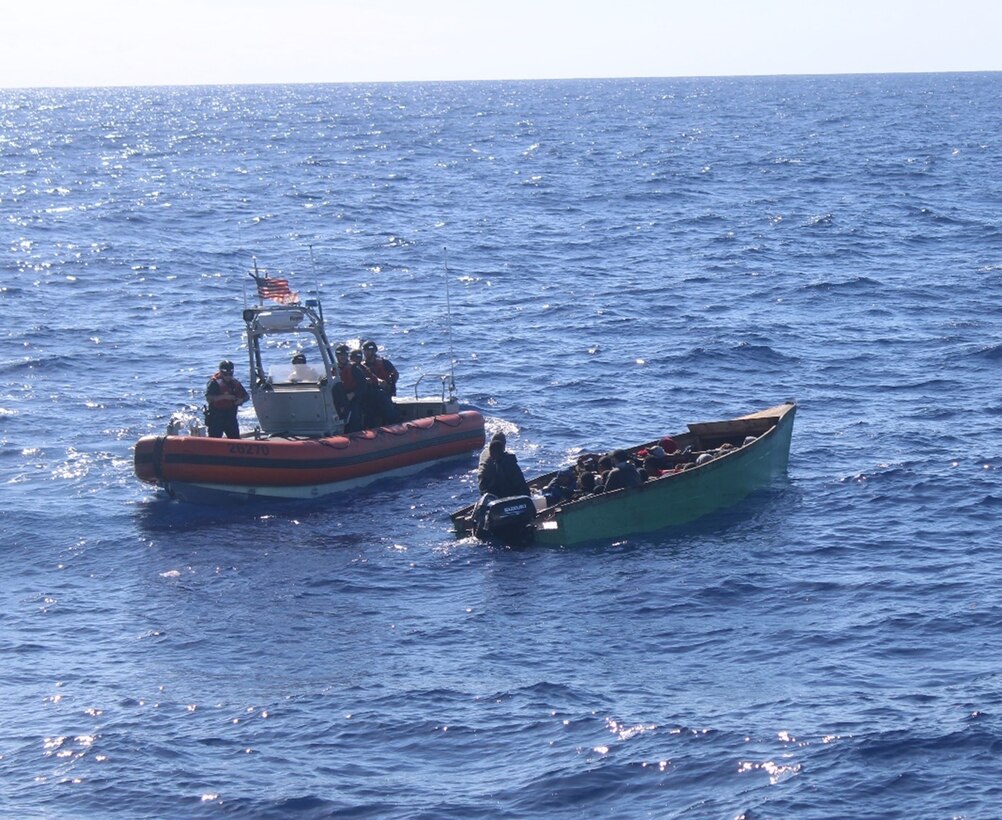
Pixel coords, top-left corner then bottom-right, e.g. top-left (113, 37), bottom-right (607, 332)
top-left (2, 73), bottom-right (1001, 818)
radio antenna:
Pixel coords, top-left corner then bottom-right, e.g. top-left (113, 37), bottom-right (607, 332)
top-left (308, 244), bottom-right (323, 322)
top-left (443, 246), bottom-right (457, 398)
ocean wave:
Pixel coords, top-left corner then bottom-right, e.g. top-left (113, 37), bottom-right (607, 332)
top-left (4, 74), bottom-right (1002, 818)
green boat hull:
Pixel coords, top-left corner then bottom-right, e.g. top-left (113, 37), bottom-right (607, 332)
top-left (533, 402), bottom-right (796, 546)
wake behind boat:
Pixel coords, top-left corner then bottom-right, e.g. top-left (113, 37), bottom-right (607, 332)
top-left (135, 266), bottom-right (485, 502)
top-left (452, 402), bottom-right (796, 546)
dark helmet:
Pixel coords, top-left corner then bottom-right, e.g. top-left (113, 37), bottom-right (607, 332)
top-left (362, 340), bottom-right (378, 351)
top-left (334, 344), bottom-right (349, 355)
top-left (292, 352), bottom-right (306, 364)
top-left (349, 349), bottom-right (363, 360)
top-left (219, 359), bottom-right (234, 372)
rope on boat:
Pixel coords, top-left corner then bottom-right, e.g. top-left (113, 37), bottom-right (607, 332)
top-left (432, 414), bottom-right (464, 428)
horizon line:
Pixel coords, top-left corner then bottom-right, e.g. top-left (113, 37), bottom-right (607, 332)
top-left (3, 68), bottom-right (1000, 93)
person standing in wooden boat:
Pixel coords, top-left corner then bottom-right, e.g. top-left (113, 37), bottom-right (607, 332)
top-left (204, 359), bottom-right (248, 439)
top-left (479, 431), bottom-right (505, 468)
top-left (478, 437), bottom-right (530, 498)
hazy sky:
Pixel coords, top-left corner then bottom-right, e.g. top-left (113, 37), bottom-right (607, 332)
top-left (3, 0), bottom-right (1000, 88)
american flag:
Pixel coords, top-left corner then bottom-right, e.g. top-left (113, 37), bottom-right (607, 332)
top-left (250, 271), bottom-right (298, 304)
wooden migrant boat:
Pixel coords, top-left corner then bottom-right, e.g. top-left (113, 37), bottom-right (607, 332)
top-left (135, 268), bottom-right (485, 503)
top-left (451, 402), bottom-right (796, 546)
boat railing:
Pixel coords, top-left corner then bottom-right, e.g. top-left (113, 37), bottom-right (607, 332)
top-left (412, 373), bottom-right (453, 402)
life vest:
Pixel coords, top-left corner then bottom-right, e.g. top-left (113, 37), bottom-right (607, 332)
top-left (338, 365), bottom-right (357, 391)
top-left (339, 363), bottom-right (371, 394)
top-left (206, 373), bottom-right (247, 410)
top-left (365, 357), bottom-right (398, 397)
top-left (368, 357), bottom-right (396, 382)
top-left (358, 362), bottom-right (379, 387)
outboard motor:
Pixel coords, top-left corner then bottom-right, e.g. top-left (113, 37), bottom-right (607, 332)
top-left (471, 494), bottom-right (536, 546)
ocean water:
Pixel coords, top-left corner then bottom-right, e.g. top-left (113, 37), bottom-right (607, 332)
top-left (2, 73), bottom-right (1001, 817)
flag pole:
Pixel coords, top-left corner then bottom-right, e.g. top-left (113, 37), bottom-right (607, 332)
top-left (251, 257), bottom-right (262, 306)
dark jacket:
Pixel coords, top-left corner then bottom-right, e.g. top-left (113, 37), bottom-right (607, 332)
top-left (478, 452), bottom-right (530, 498)
top-left (543, 473), bottom-right (577, 505)
top-left (603, 461), bottom-right (642, 492)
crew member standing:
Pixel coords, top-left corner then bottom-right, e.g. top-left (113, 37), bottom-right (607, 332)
top-left (205, 359), bottom-right (248, 439)
top-left (356, 343), bottom-right (399, 426)
top-left (361, 340), bottom-right (399, 396)
top-left (334, 345), bottom-right (369, 432)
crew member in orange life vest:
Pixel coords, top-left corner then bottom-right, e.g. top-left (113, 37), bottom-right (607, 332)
top-left (355, 345), bottom-right (399, 426)
top-left (361, 340), bottom-right (399, 396)
top-left (205, 359), bottom-right (249, 438)
top-left (333, 345), bottom-right (368, 432)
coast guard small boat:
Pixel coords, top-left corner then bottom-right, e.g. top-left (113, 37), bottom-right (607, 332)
top-left (135, 269), bottom-right (485, 503)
